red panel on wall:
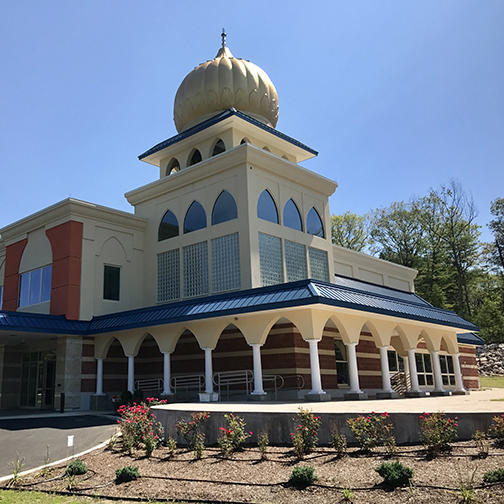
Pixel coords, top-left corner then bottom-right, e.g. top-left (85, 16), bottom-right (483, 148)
top-left (2, 239), bottom-right (28, 311)
top-left (46, 221), bottom-right (83, 320)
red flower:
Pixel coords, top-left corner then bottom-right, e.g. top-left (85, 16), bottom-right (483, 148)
top-left (419, 415), bottom-right (424, 420)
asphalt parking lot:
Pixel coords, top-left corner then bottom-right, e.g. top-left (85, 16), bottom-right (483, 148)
top-left (0, 414), bottom-right (117, 477)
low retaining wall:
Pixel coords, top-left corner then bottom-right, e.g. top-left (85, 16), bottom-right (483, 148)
top-left (152, 407), bottom-right (502, 446)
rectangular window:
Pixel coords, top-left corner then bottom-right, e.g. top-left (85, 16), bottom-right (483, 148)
top-left (183, 241), bottom-right (208, 297)
top-left (103, 265), bottom-right (120, 301)
top-left (212, 233), bottom-right (240, 293)
top-left (157, 249), bottom-right (180, 302)
top-left (19, 265), bottom-right (52, 307)
top-left (334, 340), bottom-right (349, 384)
top-left (308, 247), bottom-right (329, 282)
top-left (284, 240), bottom-right (307, 282)
top-left (415, 353), bottom-right (434, 387)
top-left (439, 355), bottom-right (456, 386)
top-left (258, 233), bottom-right (283, 286)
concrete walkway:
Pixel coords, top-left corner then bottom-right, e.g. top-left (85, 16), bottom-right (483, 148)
top-left (0, 414), bottom-right (117, 478)
top-left (155, 388), bottom-right (504, 414)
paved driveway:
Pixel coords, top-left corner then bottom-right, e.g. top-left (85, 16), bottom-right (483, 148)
top-left (0, 415), bottom-right (118, 477)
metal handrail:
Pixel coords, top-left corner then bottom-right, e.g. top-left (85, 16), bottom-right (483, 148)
top-left (213, 370), bottom-right (254, 400)
top-left (263, 374), bottom-right (284, 399)
top-left (134, 378), bottom-right (162, 394)
top-left (170, 374), bottom-right (205, 394)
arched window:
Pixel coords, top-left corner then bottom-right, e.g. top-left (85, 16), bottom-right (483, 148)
top-left (212, 190), bottom-right (238, 225)
top-left (240, 138), bottom-right (248, 145)
top-left (165, 158), bottom-right (180, 177)
top-left (263, 146), bottom-right (271, 152)
top-left (184, 201), bottom-right (207, 233)
top-left (158, 210), bottom-right (179, 241)
top-left (283, 199), bottom-right (303, 231)
top-left (188, 149), bottom-right (202, 166)
top-left (257, 190), bottom-right (279, 224)
top-left (307, 207), bottom-right (325, 238)
top-left (212, 139), bottom-right (225, 156)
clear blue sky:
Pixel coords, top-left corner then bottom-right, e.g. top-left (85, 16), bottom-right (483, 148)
top-left (1, 1), bottom-right (503, 242)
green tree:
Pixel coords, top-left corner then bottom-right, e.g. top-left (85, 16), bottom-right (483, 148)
top-left (331, 212), bottom-right (369, 251)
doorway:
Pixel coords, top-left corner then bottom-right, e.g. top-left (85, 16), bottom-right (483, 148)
top-left (20, 351), bottom-right (56, 409)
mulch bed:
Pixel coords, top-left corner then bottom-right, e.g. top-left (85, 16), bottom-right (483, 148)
top-left (12, 440), bottom-right (504, 503)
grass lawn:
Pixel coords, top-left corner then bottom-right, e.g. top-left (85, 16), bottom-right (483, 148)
top-left (0, 490), bottom-right (172, 504)
top-left (480, 376), bottom-right (504, 388)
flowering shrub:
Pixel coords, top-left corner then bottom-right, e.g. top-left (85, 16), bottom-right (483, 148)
top-left (117, 399), bottom-right (164, 457)
top-left (347, 412), bottom-right (393, 453)
top-left (217, 413), bottom-right (252, 456)
top-left (419, 412), bottom-right (458, 456)
top-left (290, 408), bottom-right (321, 458)
top-left (175, 412), bottom-right (210, 449)
top-left (488, 414), bottom-right (504, 446)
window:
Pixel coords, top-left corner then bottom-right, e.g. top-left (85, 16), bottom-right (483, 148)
top-left (158, 249), bottom-right (180, 302)
top-left (440, 355), bottom-right (456, 386)
top-left (387, 350), bottom-right (404, 372)
top-left (19, 265), bottom-right (52, 307)
top-left (308, 247), bottom-right (329, 282)
top-left (165, 158), bottom-right (180, 176)
top-left (257, 190), bottom-right (279, 224)
top-left (284, 240), bottom-right (307, 281)
top-left (258, 233), bottom-right (283, 286)
top-left (184, 201), bottom-right (207, 233)
top-left (212, 139), bottom-right (225, 156)
top-left (415, 353), bottom-right (434, 386)
top-left (306, 207), bottom-right (325, 237)
top-left (212, 233), bottom-right (240, 292)
top-left (240, 138), bottom-right (248, 145)
top-left (283, 199), bottom-right (303, 231)
top-left (212, 190), bottom-right (237, 225)
top-left (158, 210), bottom-right (179, 241)
top-left (188, 149), bottom-right (202, 166)
top-left (103, 265), bottom-right (120, 301)
top-left (334, 340), bottom-right (349, 384)
top-left (183, 241), bottom-right (209, 297)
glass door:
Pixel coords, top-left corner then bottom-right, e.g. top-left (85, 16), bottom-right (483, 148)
top-left (20, 351), bottom-right (56, 409)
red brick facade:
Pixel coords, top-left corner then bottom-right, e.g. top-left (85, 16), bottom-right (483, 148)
top-left (1, 238), bottom-right (28, 310)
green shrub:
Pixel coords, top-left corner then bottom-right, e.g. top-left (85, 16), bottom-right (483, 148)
top-left (347, 412), bottom-right (393, 452)
top-left (65, 459), bottom-right (87, 476)
top-left (488, 414), bottom-right (504, 447)
top-left (376, 461), bottom-right (413, 488)
top-left (165, 436), bottom-right (177, 458)
top-left (473, 430), bottom-right (490, 459)
top-left (115, 465), bottom-right (139, 484)
top-left (194, 432), bottom-right (205, 460)
top-left (483, 468), bottom-right (504, 483)
top-left (290, 408), bottom-right (322, 458)
top-left (217, 413), bottom-right (252, 455)
top-left (330, 431), bottom-right (347, 458)
top-left (288, 465), bottom-right (317, 489)
top-left (258, 432), bottom-right (269, 460)
top-left (419, 412), bottom-right (458, 456)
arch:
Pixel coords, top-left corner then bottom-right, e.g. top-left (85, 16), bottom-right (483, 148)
top-left (158, 209), bottom-right (179, 241)
top-left (283, 199), bottom-right (303, 231)
top-left (211, 139), bottom-right (225, 156)
top-left (184, 201), bottom-right (207, 233)
top-left (262, 146), bottom-right (271, 152)
top-left (240, 138), bottom-right (249, 145)
top-left (165, 158), bottom-right (180, 177)
top-left (188, 148), bottom-right (202, 166)
top-left (98, 236), bottom-right (128, 262)
top-left (257, 189), bottom-right (279, 224)
top-left (306, 207), bottom-right (325, 238)
top-left (212, 190), bottom-right (238, 225)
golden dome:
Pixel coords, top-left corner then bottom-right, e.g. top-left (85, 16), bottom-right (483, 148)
top-left (173, 33), bottom-right (279, 133)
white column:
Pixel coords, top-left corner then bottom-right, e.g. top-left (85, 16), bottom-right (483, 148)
top-left (431, 351), bottom-right (445, 392)
top-left (162, 352), bottom-right (172, 395)
top-left (308, 339), bottom-right (325, 395)
top-left (127, 355), bottom-right (135, 394)
top-left (250, 344), bottom-right (265, 395)
top-left (407, 348), bottom-right (420, 393)
top-left (402, 356), bottom-right (410, 390)
top-left (96, 358), bottom-right (104, 395)
top-left (453, 353), bottom-right (466, 392)
top-left (346, 342), bottom-right (363, 394)
top-left (378, 346), bottom-right (393, 393)
top-left (203, 347), bottom-right (214, 395)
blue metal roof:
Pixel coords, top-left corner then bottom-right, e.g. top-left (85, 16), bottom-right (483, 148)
top-left (138, 108), bottom-right (318, 160)
top-left (457, 332), bottom-right (485, 346)
top-left (0, 278), bottom-right (478, 338)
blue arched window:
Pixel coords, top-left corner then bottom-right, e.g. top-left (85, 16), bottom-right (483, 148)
top-left (158, 210), bottom-right (179, 241)
top-left (283, 199), bottom-right (303, 231)
top-left (307, 207), bottom-right (325, 238)
top-left (188, 149), bottom-right (202, 166)
top-left (184, 201), bottom-right (207, 233)
top-left (212, 139), bottom-right (225, 156)
top-left (212, 190), bottom-right (238, 225)
top-left (257, 190), bottom-right (279, 224)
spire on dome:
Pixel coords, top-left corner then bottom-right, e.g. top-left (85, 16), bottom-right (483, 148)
top-left (215, 28), bottom-right (233, 58)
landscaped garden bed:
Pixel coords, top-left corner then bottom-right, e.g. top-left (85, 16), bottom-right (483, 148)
top-left (5, 401), bottom-right (504, 503)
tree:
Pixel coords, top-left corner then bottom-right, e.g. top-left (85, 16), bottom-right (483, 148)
top-left (488, 198), bottom-right (504, 274)
top-left (331, 212), bottom-right (369, 251)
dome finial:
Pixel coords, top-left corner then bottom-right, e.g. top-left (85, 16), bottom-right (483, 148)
top-left (215, 29), bottom-right (233, 58)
